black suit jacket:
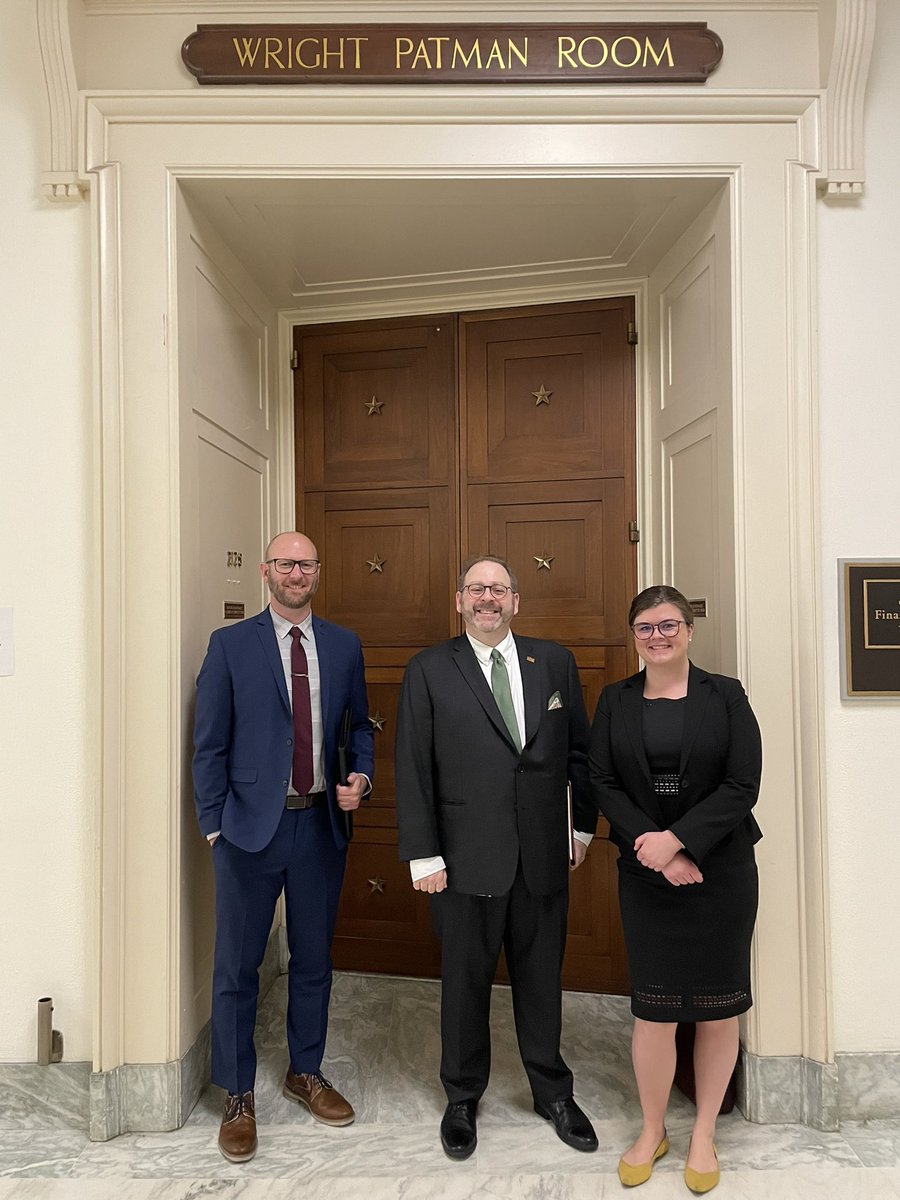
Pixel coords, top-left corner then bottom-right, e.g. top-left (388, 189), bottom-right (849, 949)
top-left (589, 663), bottom-right (762, 867)
top-left (395, 634), bottom-right (597, 897)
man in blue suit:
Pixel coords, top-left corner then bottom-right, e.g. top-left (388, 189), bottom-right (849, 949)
top-left (193, 531), bottom-right (374, 1163)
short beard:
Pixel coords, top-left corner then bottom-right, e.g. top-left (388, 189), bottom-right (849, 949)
top-left (269, 576), bottom-right (317, 609)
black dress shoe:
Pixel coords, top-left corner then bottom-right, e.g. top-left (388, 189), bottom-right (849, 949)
top-left (440, 1099), bottom-right (478, 1160)
top-left (534, 1096), bottom-right (598, 1152)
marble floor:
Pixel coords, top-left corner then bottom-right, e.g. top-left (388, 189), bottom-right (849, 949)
top-left (3, 972), bottom-right (900, 1198)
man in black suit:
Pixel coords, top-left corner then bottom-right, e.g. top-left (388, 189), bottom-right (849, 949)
top-left (395, 553), bottom-right (599, 1160)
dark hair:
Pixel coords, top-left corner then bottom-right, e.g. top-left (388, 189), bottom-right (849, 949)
top-left (628, 585), bottom-right (694, 629)
top-left (457, 553), bottom-right (519, 593)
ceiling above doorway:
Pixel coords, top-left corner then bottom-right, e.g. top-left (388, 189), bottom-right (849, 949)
top-left (180, 175), bottom-right (723, 316)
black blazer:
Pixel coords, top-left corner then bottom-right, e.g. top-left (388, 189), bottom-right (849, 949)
top-left (395, 634), bottom-right (597, 897)
top-left (589, 663), bottom-right (762, 867)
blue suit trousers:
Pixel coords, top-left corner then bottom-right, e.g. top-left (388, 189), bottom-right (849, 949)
top-left (210, 804), bottom-right (346, 1094)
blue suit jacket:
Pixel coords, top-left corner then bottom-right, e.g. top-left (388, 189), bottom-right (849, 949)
top-left (192, 608), bottom-right (374, 853)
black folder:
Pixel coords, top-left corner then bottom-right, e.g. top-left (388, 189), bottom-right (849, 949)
top-left (337, 706), bottom-right (353, 840)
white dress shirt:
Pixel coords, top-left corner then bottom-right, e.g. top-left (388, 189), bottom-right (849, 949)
top-left (408, 631), bottom-right (592, 883)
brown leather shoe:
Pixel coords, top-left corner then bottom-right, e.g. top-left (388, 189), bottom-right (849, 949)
top-left (283, 1070), bottom-right (355, 1126)
top-left (218, 1090), bottom-right (257, 1162)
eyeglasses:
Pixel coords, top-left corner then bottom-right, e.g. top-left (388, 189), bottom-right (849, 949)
top-left (462, 583), bottom-right (513, 599)
top-left (266, 559), bottom-right (320, 575)
top-left (631, 619), bottom-right (686, 640)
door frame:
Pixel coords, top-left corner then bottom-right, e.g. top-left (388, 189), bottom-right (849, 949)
top-left (82, 86), bottom-right (831, 1129)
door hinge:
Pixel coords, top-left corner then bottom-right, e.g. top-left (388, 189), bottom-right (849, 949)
top-left (290, 349), bottom-right (299, 370)
top-left (626, 322), bottom-right (639, 346)
top-left (628, 521), bottom-right (640, 543)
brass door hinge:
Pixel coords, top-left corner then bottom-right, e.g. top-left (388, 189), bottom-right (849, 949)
top-left (626, 322), bottom-right (638, 346)
top-left (290, 349), bottom-right (299, 370)
top-left (628, 521), bottom-right (640, 543)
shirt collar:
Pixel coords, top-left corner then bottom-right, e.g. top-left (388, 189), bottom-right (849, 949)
top-left (270, 605), bottom-right (314, 640)
top-left (466, 628), bottom-right (516, 666)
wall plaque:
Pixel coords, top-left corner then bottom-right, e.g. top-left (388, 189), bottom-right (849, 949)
top-left (223, 602), bottom-right (245, 621)
top-left (182, 23), bottom-right (723, 86)
top-left (839, 560), bottom-right (900, 699)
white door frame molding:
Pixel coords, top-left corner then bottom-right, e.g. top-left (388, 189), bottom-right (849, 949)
top-left (38, 0), bottom-right (878, 200)
top-left (77, 84), bottom-right (834, 1134)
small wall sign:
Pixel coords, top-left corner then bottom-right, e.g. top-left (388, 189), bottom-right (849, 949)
top-left (182, 23), bottom-right (723, 86)
top-left (839, 560), bottom-right (900, 699)
top-left (223, 602), bottom-right (245, 621)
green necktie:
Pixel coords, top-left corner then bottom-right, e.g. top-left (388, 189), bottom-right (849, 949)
top-left (490, 648), bottom-right (522, 753)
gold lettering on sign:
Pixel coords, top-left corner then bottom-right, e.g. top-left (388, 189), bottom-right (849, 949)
top-left (235, 33), bottom-right (367, 72)
top-left (451, 39), bottom-right (481, 69)
top-left (233, 36), bottom-right (261, 67)
top-left (558, 34), bottom-right (675, 70)
top-left (400, 36), bottom-right (529, 71)
top-left (644, 37), bottom-right (674, 67)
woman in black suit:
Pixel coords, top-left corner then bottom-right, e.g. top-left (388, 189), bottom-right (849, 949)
top-left (589, 586), bottom-right (762, 1194)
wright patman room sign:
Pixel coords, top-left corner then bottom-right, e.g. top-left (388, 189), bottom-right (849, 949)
top-left (182, 23), bottom-right (723, 85)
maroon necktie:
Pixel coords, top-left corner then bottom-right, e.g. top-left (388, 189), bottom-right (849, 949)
top-left (288, 626), bottom-right (313, 796)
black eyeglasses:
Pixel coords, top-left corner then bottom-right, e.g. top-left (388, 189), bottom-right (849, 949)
top-left (266, 559), bottom-right (320, 575)
top-left (462, 583), bottom-right (513, 599)
top-left (631, 619), bottom-right (686, 640)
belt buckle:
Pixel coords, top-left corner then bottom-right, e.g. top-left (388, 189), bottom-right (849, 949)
top-left (287, 791), bottom-right (320, 810)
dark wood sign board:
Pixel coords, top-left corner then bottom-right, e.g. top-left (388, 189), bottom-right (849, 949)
top-left (182, 23), bottom-right (723, 85)
top-left (840, 560), bottom-right (900, 699)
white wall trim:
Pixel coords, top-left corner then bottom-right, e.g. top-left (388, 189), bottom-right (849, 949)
top-left (36, 0), bottom-right (86, 200)
top-left (80, 81), bottom-right (831, 1091)
top-left (83, 0), bottom-right (823, 14)
top-left (42, 2), bottom-right (878, 201)
top-left (822, 0), bottom-right (877, 196)
top-left (784, 156), bottom-right (833, 1066)
top-left (91, 161), bottom-right (126, 1073)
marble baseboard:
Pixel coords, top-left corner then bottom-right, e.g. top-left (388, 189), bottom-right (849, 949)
top-left (0, 1062), bottom-right (91, 1132)
top-left (89, 922), bottom-right (283, 1140)
top-left (739, 1049), bottom-right (900, 1127)
top-left (738, 1051), bottom-right (841, 1131)
top-left (837, 1052), bottom-right (900, 1120)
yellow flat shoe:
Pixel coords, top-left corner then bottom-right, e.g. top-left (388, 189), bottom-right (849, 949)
top-left (684, 1143), bottom-right (719, 1193)
top-left (617, 1133), bottom-right (669, 1187)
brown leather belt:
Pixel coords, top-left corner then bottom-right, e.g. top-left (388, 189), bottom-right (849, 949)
top-left (286, 791), bottom-right (325, 810)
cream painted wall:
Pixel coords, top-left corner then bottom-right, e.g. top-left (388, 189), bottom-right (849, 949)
top-left (0, 1), bottom-right (93, 1061)
top-left (818, 0), bottom-right (900, 1053)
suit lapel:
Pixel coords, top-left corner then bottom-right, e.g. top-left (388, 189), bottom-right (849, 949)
top-left (255, 610), bottom-right (291, 715)
top-left (452, 636), bottom-right (519, 751)
top-left (679, 663), bottom-right (712, 773)
top-left (516, 637), bottom-right (542, 747)
top-left (620, 672), bottom-right (653, 783)
top-left (312, 615), bottom-right (331, 731)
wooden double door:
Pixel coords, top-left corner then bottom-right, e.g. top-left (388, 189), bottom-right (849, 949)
top-left (294, 298), bottom-right (636, 994)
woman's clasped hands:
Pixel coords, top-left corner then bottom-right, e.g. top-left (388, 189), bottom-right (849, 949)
top-left (634, 830), bottom-right (704, 886)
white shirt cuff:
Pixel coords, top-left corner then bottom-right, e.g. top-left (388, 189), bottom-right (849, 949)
top-left (410, 855), bottom-right (446, 882)
top-left (574, 831), bottom-right (593, 847)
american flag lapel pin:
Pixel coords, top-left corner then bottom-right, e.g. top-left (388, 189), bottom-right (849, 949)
top-left (526, 655), bottom-right (535, 663)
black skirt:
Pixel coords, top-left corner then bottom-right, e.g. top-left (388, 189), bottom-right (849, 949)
top-left (618, 839), bottom-right (758, 1024)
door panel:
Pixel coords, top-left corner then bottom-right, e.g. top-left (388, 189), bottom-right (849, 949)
top-left (466, 479), bottom-right (629, 645)
top-left (305, 487), bottom-right (455, 646)
top-left (299, 319), bottom-right (455, 489)
top-left (464, 305), bottom-right (630, 481)
top-left (295, 299), bottom-right (636, 994)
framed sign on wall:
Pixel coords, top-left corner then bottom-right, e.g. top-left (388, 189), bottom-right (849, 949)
top-left (839, 559), bottom-right (900, 700)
